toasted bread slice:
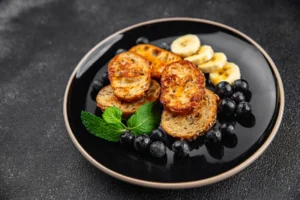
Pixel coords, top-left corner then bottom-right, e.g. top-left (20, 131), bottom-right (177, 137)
top-left (160, 60), bottom-right (206, 114)
top-left (161, 89), bottom-right (219, 140)
top-left (108, 52), bottom-right (151, 102)
top-left (96, 80), bottom-right (160, 119)
top-left (129, 44), bottom-right (182, 79)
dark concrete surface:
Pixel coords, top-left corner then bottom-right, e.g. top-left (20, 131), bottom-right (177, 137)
top-left (0, 0), bottom-right (299, 199)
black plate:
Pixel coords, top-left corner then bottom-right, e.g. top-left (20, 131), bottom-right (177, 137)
top-left (64, 18), bottom-right (284, 188)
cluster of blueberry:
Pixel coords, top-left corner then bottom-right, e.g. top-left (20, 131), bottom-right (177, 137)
top-left (206, 79), bottom-right (252, 144)
top-left (217, 80), bottom-right (252, 117)
top-left (120, 128), bottom-right (190, 158)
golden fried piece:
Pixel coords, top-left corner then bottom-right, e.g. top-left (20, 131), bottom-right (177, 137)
top-left (160, 60), bottom-right (205, 114)
top-left (129, 44), bottom-right (182, 79)
top-left (108, 52), bottom-right (151, 102)
top-left (161, 89), bottom-right (219, 140)
top-left (96, 80), bottom-right (160, 119)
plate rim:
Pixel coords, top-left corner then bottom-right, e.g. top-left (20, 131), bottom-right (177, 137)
top-left (63, 17), bottom-right (285, 189)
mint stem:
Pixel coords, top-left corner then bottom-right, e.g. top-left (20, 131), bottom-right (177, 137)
top-left (120, 121), bottom-right (128, 129)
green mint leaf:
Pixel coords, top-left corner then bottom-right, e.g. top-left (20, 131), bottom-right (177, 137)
top-left (81, 111), bottom-right (126, 142)
top-left (127, 102), bottom-right (161, 135)
top-left (102, 106), bottom-right (123, 124)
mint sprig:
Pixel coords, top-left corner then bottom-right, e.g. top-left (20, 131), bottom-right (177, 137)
top-left (80, 102), bottom-right (161, 142)
top-left (81, 111), bottom-right (126, 142)
top-left (102, 106), bottom-right (127, 128)
top-left (127, 102), bottom-right (161, 135)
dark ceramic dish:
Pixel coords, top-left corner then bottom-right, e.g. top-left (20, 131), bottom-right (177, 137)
top-left (63, 18), bottom-right (284, 189)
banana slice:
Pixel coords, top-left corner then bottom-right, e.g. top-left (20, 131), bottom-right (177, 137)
top-left (209, 62), bottom-right (241, 85)
top-left (197, 52), bottom-right (227, 73)
top-left (171, 34), bottom-right (200, 57)
top-left (184, 45), bottom-right (214, 65)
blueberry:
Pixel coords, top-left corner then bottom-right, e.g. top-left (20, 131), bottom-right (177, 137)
top-left (215, 81), bottom-right (233, 99)
top-left (102, 72), bottom-right (108, 79)
top-left (101, 72), bottom-right (110, 85)
top-left (150, 129), bottom-right (165, 142)
top-left (206, 129), bottom-right (222, 143)
top-left (217, 114), bottom-right (237, 126)
top-left (120, 130), bottom-right (135, 148)
top-left (150, 141), bottom-right (166, 158)
top-left (219, 123), bottom-right (235, 136)
top-left (231, 91), bottom-right (245, 104)
top-left (236, 102), bottom-right (252, 117)
top-left (92, 80), bottom-right (103, 92)
top-left (218, 98), bottom-right (236, 116)
top-left (159, 42), bottom-right (170, 50)
top-left (158, 126), bottom-right (166, 132)
top-left (233, 79), bottom-right (249, 94)
top-left (172, 140), bottom-right (190, 157)
top-left (133, 135), bottom-right (152, 152)
top-left (115, 48), bottom-right (127, 55)
top-left (136, 37), bottom-right (149, 44)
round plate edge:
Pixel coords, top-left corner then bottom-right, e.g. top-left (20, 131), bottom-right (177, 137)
top-left (63, 17), bottom-right (285, 189)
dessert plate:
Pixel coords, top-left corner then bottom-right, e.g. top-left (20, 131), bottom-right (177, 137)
top-left (63, 18), bottom-right (284, 189)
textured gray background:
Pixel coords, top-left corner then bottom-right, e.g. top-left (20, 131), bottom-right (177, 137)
top-left (0, 0), bottom-right (299, 199)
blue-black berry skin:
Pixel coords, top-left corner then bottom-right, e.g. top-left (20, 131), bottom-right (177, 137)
top-left (102, 72), bottom-right (108, 80)
top-left (218, 98), bottom-right (236, 116)
top-left (133, 135), bottom-right (152, 152)
top-left (120, 130), bottom-right (135, 147)
top-left (172, 140), bottom-right (190, 157)
top-left (136, 37), bottom-right (149, 44)
top-left (150, 129), bottom-right (165, 142)
top-left (215, 81), bottom-right (233, 99)
top-left (233, 79), bottom-right (249, 94)
top-left (159, 42), bottom-right (170, 50)
top-left (206, 129), bottom-right (222, 143)
top-left (92, 80), bottom-right (103, 92)
top-left (115, 48), bottom-right (127, 55)
top-left (236, 102), bottom-right (252, 117)
top-left (231, 91), bottom-right (245, 104)
top-left (219, 123), bottom-right (235, 136)
top-left (150, 141), bottom-right (166, 158)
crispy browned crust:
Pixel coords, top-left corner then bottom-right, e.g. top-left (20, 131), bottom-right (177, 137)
top-left (161, 89), bottom-right (219, 140)
top-left (96, 80), bottom-right (161, 119)
top-left (160, 60), bottom-right (206, 114)
top-left (108, 52), bottom-right (151, 102)
top-left (129, 44), bottom-right (182, 79)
